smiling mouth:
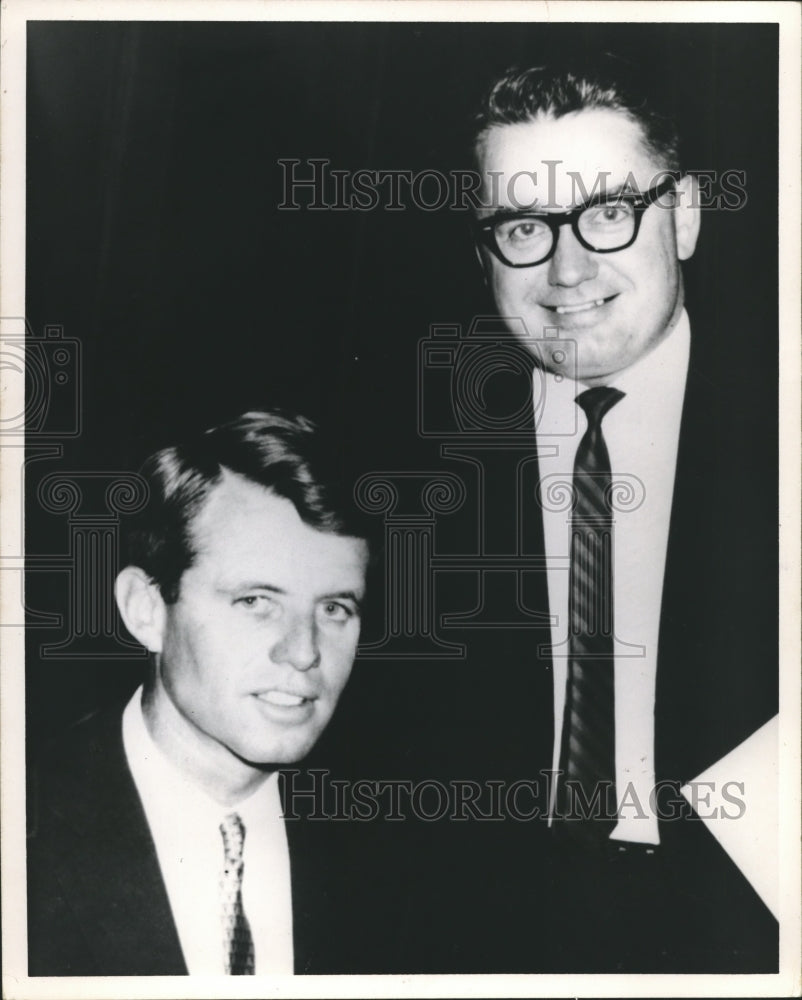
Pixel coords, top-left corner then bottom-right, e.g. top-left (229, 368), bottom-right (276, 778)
top-left (256, 691), bottom-right (314, 708)
top-left (546, 295), bottom-right (617, 315)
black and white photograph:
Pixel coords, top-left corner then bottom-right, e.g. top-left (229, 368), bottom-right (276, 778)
top-left (1, 1), bottom-right (800, 996)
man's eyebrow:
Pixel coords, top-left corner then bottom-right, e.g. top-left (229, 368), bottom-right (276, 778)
top-left (220, 583), bottom-right (362, 607)
top-left (221, 582), bottom-right (286, 595)
top-left (485, 183), bottom-right (638, 219)
top-left (590, 182), bottom-right (634, 201)
top-left (486, 205), bottom-right (543, 218)
top-left (322, 590), bottom-right (363, 608)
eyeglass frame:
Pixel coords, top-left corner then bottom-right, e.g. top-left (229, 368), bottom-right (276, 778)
top-left (473, 174), bottom-right (679, 268)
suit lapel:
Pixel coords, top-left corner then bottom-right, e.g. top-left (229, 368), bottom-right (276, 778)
top-left (281, 770), bottom-right (419, 974)
top-left (655, 318), bottom-right (778, 786)
top-left (654, 345), bottom-right (714, 784)
top-left (282, 773), bottom-right (347, 974)
top-left (46, 709), bottom-right (187, 975)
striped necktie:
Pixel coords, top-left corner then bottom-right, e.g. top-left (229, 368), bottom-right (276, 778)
top-left (555, 385), bottom-right (624, 846)
top-left (220, 812), bottom-right (255, 974)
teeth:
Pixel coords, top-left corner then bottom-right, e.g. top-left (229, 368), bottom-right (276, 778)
top-left (260, 691), bottom-right (305, 707)
top-left (555, 299), bottom-right (606, 315)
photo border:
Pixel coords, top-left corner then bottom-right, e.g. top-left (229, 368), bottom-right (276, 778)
top-left (2, 2), bottom-right (799, 997)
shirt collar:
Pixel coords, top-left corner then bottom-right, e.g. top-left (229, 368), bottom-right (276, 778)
top-left (611, 309), bottom-right (690, 405)
top-left (123, 685), bottom-right (282, 834)
top-left (534, 309), bottom-right (691, 436)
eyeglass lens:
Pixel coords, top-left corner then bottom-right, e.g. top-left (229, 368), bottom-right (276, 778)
top-left (494, 201), bottom-right (637, 265)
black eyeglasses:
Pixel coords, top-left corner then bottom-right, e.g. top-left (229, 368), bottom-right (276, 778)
top-left (474, 175), bottom-right (678, 268)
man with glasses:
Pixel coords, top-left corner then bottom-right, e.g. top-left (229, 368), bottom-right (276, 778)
top-left (463, 56), bottom-right (778, 971)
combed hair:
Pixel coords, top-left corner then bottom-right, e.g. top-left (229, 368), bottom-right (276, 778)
top-left (473, 56), bottom-right (682, 173)
top-left (124, 410), bottom-right (368, 604)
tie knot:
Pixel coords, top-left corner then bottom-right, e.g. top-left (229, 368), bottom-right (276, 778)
top-left (576, 386), bottom-right (625, 430)
top-left (220, 812), bottom-right (246, 866)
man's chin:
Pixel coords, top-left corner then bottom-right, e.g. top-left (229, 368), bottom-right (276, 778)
top-left (233, 732), bottom-right (323, 770)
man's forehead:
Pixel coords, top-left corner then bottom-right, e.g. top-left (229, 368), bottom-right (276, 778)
top-left (185, 473), bottom-right (368, 580)
top-left (476, 108), bottom-right (658, 211)
top-left (189, 471), bottom-right (277, 531)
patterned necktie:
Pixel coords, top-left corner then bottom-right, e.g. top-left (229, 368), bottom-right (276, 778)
top-left (556, 386), bottom-right (625, 846)
top-left (220, 812), bottom-right (255, 975)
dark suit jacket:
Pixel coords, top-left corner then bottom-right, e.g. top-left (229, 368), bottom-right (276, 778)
top-left (359, 306), bottom-right (780, 973)
top-left (27, 704), bottom-right (417, 976)
top-left (546, 308), bottom-right (780, 973)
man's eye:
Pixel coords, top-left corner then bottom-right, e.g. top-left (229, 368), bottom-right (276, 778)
top-left (320, 601), bottom-right (355, 623)
top-left (500, 219), bottom-right (548, 243)
top-left (236, 595), bottom-right (277, 613)
top-left (587, 203), bottom-right (633, 224)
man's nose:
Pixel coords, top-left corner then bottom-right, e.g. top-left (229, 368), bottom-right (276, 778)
top-left (547, 225), bottom-right (599, 286)
top-left (269, 616), bottom-right (320, 671)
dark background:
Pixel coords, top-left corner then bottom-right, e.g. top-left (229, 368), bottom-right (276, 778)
top-left (25, 21), bottom-right (778, 766)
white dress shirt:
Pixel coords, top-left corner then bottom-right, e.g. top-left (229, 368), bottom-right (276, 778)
top-left (536, 311), bottom-right (690, 844)
top-left (122, 686), bottom-right (294, 974)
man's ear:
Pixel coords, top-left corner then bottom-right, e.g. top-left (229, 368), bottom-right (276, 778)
top-left (673, 174), bottom-right (702, 261)
top-left (115, 566), bottom-right (166, 653)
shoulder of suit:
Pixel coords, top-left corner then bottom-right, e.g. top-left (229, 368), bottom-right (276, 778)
top-left (27, 699), bottom-right (132, 837)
